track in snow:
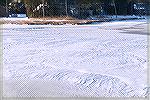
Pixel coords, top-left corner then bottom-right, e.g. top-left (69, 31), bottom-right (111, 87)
top-left (2, 20), bottom-right (148, 97)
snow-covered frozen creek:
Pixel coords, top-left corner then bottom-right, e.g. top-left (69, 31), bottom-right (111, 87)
top-left (2, 20), bottom-right (149, 97)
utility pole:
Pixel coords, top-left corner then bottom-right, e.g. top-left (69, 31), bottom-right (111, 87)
top-left (6, 0), bottom-right (8, 17)
top-left (65, 0), bottom-right (68, 16)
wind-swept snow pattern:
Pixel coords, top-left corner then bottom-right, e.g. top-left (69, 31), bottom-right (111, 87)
top-left (2, 20), bottom-right (149, 97)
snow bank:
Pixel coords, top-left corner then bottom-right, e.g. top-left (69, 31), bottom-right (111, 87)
top-left (3, 19), bottom-right (148, 97)
top-left (1, 17), bottom-right (29, 21)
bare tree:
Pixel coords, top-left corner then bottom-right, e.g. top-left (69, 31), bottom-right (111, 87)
top-left (42, 0), bottom-right (45, 18)
top-left (65, 0), bottom-right (68, 16)
top-left (6, 0), bottom-right (8, 17)
top-left (112, 0), bottom-right (117, 18)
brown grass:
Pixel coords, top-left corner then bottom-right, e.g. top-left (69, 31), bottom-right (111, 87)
top-left (0, 17), bottom-right (103, 25)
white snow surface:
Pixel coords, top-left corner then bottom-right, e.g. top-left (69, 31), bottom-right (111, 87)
top-left (1, 17), bottom-right (29, 21)
top-left (2, 19), bottom-right (149, 97)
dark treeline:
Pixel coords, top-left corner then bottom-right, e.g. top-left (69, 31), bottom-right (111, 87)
top-left (0, 0), bottom-right (149, 18)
